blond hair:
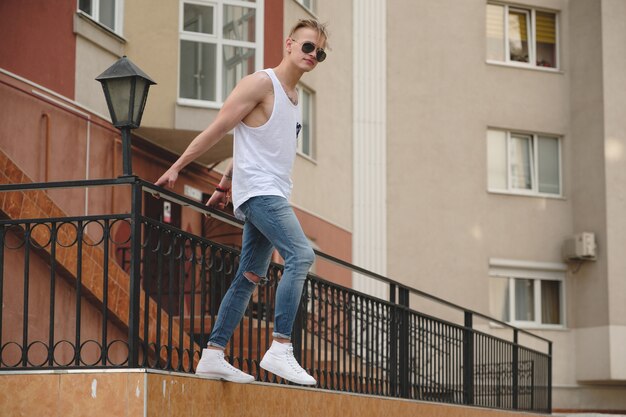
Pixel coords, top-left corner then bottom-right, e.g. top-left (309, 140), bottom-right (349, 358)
top-left (288, 19), bottom-right (329, 43)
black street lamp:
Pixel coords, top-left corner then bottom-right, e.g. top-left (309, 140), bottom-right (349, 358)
top-left (96, 56), bottom-right (156, 176)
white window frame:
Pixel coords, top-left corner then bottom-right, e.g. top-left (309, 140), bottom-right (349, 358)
top-left (486, 2), bottom-right (560, 71)
top-left (294, 0), bottom-right (315, 14)
top-left (178, 0), bottom-right (264, 108)
top-left (487, 129), bottom-right (563, 198)
top-left (77, 0), bottom-right (124, 35)
top-left (489, 258), bottom-right (566, 329)
top-left (507, 7), bottom-right (531, 64)
top-left (296, 84), bottom-right (315, 160)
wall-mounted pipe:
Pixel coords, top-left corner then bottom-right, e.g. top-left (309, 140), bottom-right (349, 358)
top-left (40, 113), bottom-right (50, 182)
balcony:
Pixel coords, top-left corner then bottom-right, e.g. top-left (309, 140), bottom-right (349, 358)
top-left (0, 156), bottom-right (552, 416)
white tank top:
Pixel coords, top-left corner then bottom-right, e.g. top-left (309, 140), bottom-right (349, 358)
top-left (232, 68), bottom-right (301, 220)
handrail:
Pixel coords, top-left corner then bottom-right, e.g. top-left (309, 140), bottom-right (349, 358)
top-left (0, 177), bottom-right (552, 412)
top-left (0, 177), bottom-right (137, 191)
top-left (0, 177), bottom-right (553, 347)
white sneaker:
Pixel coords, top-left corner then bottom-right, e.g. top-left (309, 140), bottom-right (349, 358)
top-left (260, 341), bottom-right (316, 385)
top-left (195, 348), bottom-right (255, 383)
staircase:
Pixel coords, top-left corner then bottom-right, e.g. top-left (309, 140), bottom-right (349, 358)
top-left (0, 149), bottom-right (199, 369)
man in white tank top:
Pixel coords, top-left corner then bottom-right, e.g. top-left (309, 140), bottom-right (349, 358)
top-left (156, 19), bottom-right (328, 385)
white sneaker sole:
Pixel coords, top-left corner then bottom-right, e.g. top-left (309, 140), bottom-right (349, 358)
top-left (196, 370), bottom-right (254, 384)
top-left (260, 358), bottom-right (316, 386)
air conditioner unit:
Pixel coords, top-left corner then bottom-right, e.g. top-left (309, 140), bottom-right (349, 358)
top-left (563, 232), bottom-right (597, 261)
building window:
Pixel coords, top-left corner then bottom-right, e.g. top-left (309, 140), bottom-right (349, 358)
top-left (297, 84), bottom-right (314, 158)
top-left (487, 129), bottom-right (561, 196)
top-left (78, 0), bottom-right (123, 33)
top-left (486, 2), bottom-right (558, 69)
top-left (295, 0), bottom-right (315, 13)
top-left (179, 0), bottom-right (263, 106)
top-left (489, 259), bottom-right (565, 327)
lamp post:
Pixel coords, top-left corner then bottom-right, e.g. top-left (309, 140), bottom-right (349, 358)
top-left (96, 56), bottom-right (156, 176)
top-left (96, 56), bottom-right (155, 367)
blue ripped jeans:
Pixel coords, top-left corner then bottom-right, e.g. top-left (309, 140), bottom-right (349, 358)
top-left (207, 195), bottom-right (315, 349)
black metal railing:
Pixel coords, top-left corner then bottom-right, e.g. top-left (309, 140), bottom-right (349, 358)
top-left (0, 177), bottom-right (552, 413)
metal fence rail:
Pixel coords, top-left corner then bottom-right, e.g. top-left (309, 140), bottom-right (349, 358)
top-left (0, 178), bottom-right (552, 413)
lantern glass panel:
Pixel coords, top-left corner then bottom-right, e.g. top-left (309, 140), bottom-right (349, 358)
top-left (105, 77), bottom-right (132, 125)
top-left (132, 77), bottom-right (149, 126)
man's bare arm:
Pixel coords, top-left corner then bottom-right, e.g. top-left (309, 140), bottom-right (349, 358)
top-left (155, 72), bottom-right (271, 188)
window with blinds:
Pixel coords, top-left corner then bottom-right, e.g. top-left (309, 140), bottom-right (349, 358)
top-left (486, 2), bottom-right (558, 69)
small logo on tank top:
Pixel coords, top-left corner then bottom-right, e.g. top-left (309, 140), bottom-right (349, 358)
top-left (296, 122), bottom-right (302, 139)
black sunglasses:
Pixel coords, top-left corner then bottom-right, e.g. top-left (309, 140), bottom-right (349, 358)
top-left (291, 39), bottom-right (326, 62)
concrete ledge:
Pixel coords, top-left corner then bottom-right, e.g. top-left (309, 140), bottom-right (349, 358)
top-left (0, 370), bottom-right (546, 417)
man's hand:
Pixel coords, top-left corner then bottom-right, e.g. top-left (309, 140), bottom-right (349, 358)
top-left (155, 168), bottom-right (179, 189)
top-left (206, 190), bottom-right (230, 210)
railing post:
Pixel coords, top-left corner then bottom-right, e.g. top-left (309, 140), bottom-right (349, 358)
top-left (548, 341), bottom-right (553, 413)
top-left (512, 329), bottom-right (519, 410)
top-left (292, 279), bottom-right (305, 363)
top-left (128, 178), bottom-right (142, 367)
top-left (398, 287), bottom-right (410, 398)
top-left (0, 226), bottom-right (4, 357)
top-left (530, 360), bottom-right (535, 410)
top-left (463, 311), bottom-right (474, 405)
top-left (389, 283), bottom-right (398, 396)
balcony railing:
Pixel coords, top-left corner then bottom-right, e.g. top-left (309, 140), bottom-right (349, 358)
top-left (0, 177), bottom-right (552, 413)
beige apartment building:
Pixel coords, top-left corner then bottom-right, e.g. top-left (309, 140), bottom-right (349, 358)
top-left (362, 0), bottom-right (625, 412)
